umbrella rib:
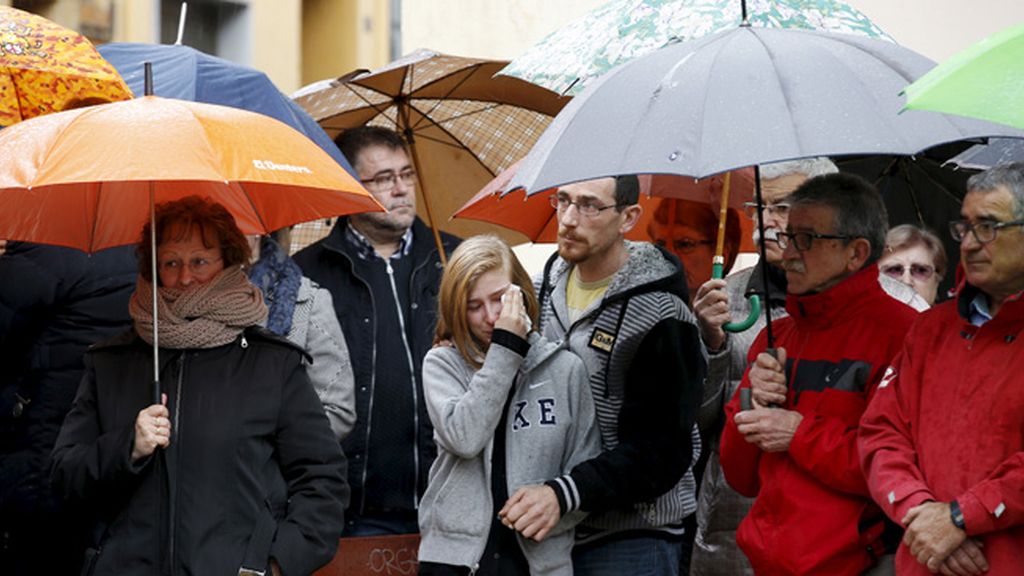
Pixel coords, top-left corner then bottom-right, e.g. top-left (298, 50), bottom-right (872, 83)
top-left (400, 103), bottom-right (505, 177)
top-left (409, 65), bottom-right (482, 132)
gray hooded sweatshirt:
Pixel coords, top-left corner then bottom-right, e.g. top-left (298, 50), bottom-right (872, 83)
top-left (418, 331), bottom-right (601, 575)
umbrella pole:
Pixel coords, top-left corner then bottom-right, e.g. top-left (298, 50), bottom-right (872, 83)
top-left (405, 137), bottom-right (448, 266)
top-left (752, 165), bottom-right (775, 347)
top-left (150, 183), bottom-right (161, 405)
top-left (712, 172), bottom-right (732, 279)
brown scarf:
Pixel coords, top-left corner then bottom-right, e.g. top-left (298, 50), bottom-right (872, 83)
top-left (129, 265), bottom-right (268, 350)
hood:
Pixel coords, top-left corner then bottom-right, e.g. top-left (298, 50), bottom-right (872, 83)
top-left (520, 331), bottom-right (565, 373)
top-left (546, 241), bottom-right (688, 305)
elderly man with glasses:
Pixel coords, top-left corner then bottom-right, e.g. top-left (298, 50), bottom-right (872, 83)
top-left (499, 175), bottom-right (706, 576)
top-left (860, 162), bottom-right (1024, 576)
top-left (719, 172), bottom-right (919, 576)
top-left (294, 126), bottom-right (460, 537)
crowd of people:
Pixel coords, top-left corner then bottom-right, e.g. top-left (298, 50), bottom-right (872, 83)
top-left (1, 125), bottom-right (1022, 575)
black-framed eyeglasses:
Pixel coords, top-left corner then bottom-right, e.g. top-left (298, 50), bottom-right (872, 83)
top-left (777, 231), bottom-right (853, 252)
top-left (655, 238), bottom-right (715, 254)
top-left (949, 219), bottom-right (1024, 244)
top-left (742, 201), bottom-right (791, 220)
top-left (361, 168), bottom-right (417, 191)
top-left (549, 194), bottom-right (626, 219)
top-left (881, 263), bottom-right (936, 281)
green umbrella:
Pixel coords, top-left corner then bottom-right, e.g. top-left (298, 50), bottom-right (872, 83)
top-left (903, 22), bottom-right (1024, 130)
top-left (500, 0), bottom-right (891, 96)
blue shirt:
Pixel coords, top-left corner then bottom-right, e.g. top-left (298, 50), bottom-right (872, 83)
top-left (968, 291), bottom-right (993, 326)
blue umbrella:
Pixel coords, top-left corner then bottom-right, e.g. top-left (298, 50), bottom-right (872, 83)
top-left (98, 42), bottom-right (356, 177)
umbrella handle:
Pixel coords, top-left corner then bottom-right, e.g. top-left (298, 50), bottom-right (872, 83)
top-left (711, 255), bottom-right (762, 332)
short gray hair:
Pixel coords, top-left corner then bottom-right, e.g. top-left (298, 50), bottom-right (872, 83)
top-left (885, 224), bottom-right (948, 278)
top-left (966, 162), bottom-right (1024, 220)
top-left (759, 157), bottom-right (838, 181)
top-left (789, 173), bottom-right (888, 263)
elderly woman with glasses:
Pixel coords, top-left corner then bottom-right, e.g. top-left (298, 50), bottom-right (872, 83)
top-left (51, 196), bottom-right (348, 576)
top-left (878, 224), bottom-right (948, 306)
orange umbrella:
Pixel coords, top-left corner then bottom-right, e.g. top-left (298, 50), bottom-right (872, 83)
top-left (0, 94), bottom-right (382, 402)
top-left (0, 95), bottom-right (382, 252)
top-left (0, 5), bottom-right (132, 127)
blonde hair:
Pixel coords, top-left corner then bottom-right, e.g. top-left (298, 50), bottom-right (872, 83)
top-left (435, 235), bottom-right (539, 369)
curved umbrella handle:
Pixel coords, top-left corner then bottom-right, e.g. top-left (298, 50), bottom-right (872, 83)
top-left (713, 257), bottom-right (762, 333)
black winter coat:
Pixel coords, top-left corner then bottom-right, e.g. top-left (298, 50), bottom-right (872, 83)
top-left (293, 217), bottom-right (458, 516)
top-left (0, 243), bottom-right (136, 520)
top-left (50, 327), bottom-right (349, 576)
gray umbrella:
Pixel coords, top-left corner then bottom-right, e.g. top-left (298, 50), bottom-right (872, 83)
top-left (946, 138), bottom-right (1024, 170)
top-left (509, 26), bottom-right (1024, 192)
top-left (507, 25), bottom-right (1024, 345)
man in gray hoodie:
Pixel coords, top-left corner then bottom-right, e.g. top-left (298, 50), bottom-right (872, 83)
top-left (498, 175), bottom-right (707, 576)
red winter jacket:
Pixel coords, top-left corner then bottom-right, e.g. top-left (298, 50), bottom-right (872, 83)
top-left (720, 265), bottom-right (917, 575)
top-left (859, 284), bottom-right (1024, 575)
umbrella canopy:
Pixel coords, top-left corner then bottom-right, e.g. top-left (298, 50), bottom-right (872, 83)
top-left (946, 138), bottom-right (1024, 171)
top-left (97, 42), bottom-right (356, 177)
top-left (508, 26), bottom-right (1024, 195)
top-left (499, 0), bottom-right (890, 96)
top-left (456, 160), bottom-right (754, 242)
top-left (903, 22), bottom-right (1024, 130)
top-left (0, 5), bottom-right (132, 126)
top-left (292, 48), bottom-right (570, 252)
top-left (0, 95), bottom-right (382, 253)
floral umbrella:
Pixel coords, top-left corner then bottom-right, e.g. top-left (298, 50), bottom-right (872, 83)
top-left (500, 0), bottom-right (891, 96)
top-left (0, 5), bottom-right (131, 126)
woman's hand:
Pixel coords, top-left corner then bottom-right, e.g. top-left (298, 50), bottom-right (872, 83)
top-left (494, 284), bottom-right (530, 338)
top-left (132, 393), bottom-right (171, 461)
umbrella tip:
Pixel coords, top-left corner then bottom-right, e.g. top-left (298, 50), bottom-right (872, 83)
top-left (144, 62), bottom-right (154, 96)
top-left (174, 2), bottom-right (188, 45)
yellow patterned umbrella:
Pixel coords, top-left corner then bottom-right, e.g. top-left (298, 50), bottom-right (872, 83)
top-left (0, 6), bottom-right (131, 127)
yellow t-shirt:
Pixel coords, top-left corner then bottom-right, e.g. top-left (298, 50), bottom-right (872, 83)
top-left (566, 267), bottom-right (613, 324)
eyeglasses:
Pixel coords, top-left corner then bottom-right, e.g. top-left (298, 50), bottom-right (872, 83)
top-left (549, 194), bottom-right (626, 219)
top-left (949, 219), bottom-right (1024, 244)
top-left (158, 256), bottom-right (222, 275)
top-left (655, 238), bottom-right (715, 254)
top-left (742, 201), bottom-right (791, 220)
top-left (777, 231), bottom-right (853, 252)
top-left (881, 263), bottom-right (935, 281)
top-left (361, 168), bottom-right (417, 191)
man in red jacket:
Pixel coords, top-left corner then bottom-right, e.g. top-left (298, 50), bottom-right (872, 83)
top-left (720, 173), bottom-right (918, 575)
top-left (860, 162), bottom-right (1024, 576)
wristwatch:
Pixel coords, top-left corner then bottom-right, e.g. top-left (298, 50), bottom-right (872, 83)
top-left (949, 499), bottom-right (966, 530)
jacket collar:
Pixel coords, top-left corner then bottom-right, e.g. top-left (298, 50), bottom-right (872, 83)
top-left (785, 264), bottom-right (882, 329)
top-left (956, 281), bottom-right (1024, 326)
top-left (546, 241), bottom-right (688, 305)
top-left (322, 215), bottom-right (451, 264)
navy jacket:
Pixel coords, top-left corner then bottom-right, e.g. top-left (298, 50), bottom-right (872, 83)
top-left (294, 217), bottom-right (459, 516)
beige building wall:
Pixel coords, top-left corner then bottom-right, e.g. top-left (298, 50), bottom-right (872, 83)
top-left (301, 0), bottom-right (391, 87)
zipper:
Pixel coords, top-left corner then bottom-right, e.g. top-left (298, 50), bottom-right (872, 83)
top-left (348, 262), bottom-right (377, 515)
top-left (168, 352), bottom-right (185, 574)
top-left (386, 258), bottom-right (421, 507)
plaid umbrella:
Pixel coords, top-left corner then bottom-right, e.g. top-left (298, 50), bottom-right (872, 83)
top-left (292, 49), bottom-right (568, 259)
top-left (499, 0), bottom-right (890, 96)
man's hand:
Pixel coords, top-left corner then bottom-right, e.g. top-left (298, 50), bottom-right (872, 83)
top-left (749, 347), bottom-right (788, 407)
top-left (132, 393), bottom-right (170, 461)
top-left (498, 484), bottom-right (561, 542)
top-left (902, 501), bottom-right (968, 573)
top-left (693, 278), bottom-right (730, 351)
top-left (733, 407), bottom-right (803, 452)
top-left (939, 538), bottom-right (988, 576)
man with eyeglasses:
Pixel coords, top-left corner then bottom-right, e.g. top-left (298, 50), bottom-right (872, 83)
top-left (860, 162), bottom-right (1024, 576)
top-left (294, 126), bottom-right (460, 537)
top-left (719, 172), bottom-right (918, 576)
top-left (498, 175), bottom-right (706, 576)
